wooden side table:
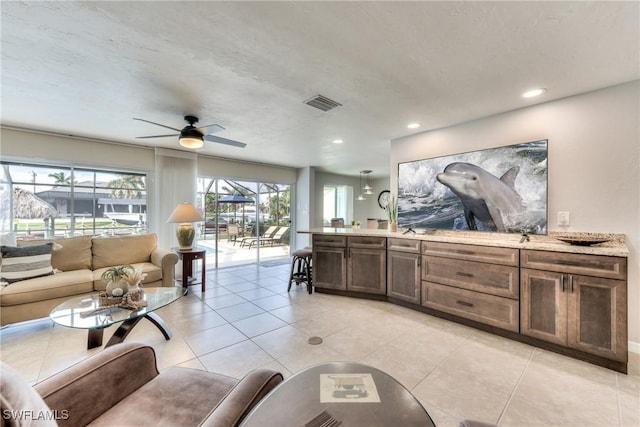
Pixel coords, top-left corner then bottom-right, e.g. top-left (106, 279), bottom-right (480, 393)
top-left (176, 249), bottom-right (206, 292)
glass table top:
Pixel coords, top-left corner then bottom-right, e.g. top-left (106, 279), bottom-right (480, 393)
top-left (50, 287), bottom-right (184, 330)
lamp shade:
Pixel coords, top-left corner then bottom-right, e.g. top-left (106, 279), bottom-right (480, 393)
top-left (167, 202), bottom-right (203, 251)
top-left (167, 202), bottom-right (203, 223)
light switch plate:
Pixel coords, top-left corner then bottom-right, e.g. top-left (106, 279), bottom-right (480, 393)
top-left (558, 212), bottom-right (570, 226)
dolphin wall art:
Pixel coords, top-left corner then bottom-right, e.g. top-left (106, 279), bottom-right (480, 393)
top-left (436, 162), bottom-right (525, 232)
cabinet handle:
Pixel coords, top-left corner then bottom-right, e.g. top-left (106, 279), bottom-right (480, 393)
top-left (456, 300), bottom-right (474, 308)
top-left (456, 272), bottom-right (474, 278)
top-left (417, 257), bottom-right (421, 267)
top-left (561, 274), bottom-right (565, 292)
top-left (569, 275), bottom-right (574, 293)
top-left (457, 250), bottom-right (475, 255)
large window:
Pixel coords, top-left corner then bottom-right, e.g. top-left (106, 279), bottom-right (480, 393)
top-left (323, 185), bottom-right (352, 225)
top-left (1, 162), bottom-right (147, 239)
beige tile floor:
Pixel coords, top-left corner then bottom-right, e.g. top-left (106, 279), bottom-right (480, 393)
top-left (1, 262), bottom-right (638, 427)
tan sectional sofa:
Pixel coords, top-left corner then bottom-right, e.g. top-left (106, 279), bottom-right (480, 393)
top-left (0, 233), bottom-right (178, 326)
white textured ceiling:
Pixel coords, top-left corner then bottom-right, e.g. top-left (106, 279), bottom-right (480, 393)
top-left (1, 1), bottom-right (638, 178)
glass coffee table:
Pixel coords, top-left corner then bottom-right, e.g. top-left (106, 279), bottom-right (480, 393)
top-left (50, 287), bottom-right (184, 349)
top-left (240, 361), bottom-right (435, 427)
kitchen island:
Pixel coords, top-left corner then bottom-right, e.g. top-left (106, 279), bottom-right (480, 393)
top-left (302, 227), bottom-right (629, 373)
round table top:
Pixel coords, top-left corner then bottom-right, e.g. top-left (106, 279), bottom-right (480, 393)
top-left (240, 361), bottom-right (435, 427)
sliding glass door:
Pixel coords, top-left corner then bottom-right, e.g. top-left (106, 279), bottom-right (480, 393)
top-left (196, 177), bottom-right (291, 268)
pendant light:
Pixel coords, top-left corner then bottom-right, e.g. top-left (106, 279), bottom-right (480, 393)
top-left (361, 170), bottom-right (373, 195)
top-left (357, 171), bottom-right (366, 201)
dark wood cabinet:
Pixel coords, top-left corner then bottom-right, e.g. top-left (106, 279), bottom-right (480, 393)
top-left (312, 235), bottom-right (347, 290)
top-left (310, 232), bottom-right (629, 372)
top-left (387, 238), bottom-right (421, 304)
top-left (521, 250), bottom-right (627, 363)
top-left (312, 235), bottom-right (386, 294)
top-left (347, 237), bottom-right (386, 295)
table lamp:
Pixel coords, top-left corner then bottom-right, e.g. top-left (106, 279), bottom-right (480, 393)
top-left (167, 202), bottom-right (203, 251)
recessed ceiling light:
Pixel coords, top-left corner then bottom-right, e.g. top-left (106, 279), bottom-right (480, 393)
top-left (332, 139), bottom-right (344, 144)
top-left (407, 123), bottom-right (421, 129)
top-left (522, 88), bottom-right (547, 98)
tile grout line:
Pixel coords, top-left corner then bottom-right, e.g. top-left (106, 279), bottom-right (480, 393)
top-left (495, 346), bottom-right (536, 426)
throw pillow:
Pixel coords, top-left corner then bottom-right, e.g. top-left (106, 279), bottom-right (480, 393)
top-left (0, 243), bottom-right (55, 284)
top-left (0, 232), bottom-right (17, 246)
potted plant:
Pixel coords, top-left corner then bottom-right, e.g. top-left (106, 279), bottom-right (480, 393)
top-left (351, 220), bottom-right (361, 229)
top-left (386, 194), bottom-right (398, 232)
top-left (101, 264), bottom-right (135, 296)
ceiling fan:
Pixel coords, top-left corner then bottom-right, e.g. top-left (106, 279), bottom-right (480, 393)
top-left (134, 115), bottom-right (247, 149)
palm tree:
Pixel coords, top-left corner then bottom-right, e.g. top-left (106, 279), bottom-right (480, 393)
top-left (48, 172), bottom-right (72, 185)
top-left (108, 175), bottom-right (145, 199)
top-left (269, 189), bottom-right (290, 224)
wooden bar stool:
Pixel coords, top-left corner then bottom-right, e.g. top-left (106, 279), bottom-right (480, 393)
top-left (288, 248), bottom-right (313, 294)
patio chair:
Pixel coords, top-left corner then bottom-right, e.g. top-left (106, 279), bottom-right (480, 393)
top-left (228, 224), bottom-right (240, 244)
top-left (239, 225), bottom-right (278, 248)
top-left (250, 226), bottom-right (289, 248)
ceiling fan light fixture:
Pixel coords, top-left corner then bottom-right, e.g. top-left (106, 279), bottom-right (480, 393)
top-left (179, 136), bottom-right (204, 149)
top-left (179, 127), bottom-right (204, 149)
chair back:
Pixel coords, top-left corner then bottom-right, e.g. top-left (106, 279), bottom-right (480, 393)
top-left (262, 226), bottom-right (279, 237)
top-left (330, 218), bottom-right (345, 227)
top-left (272, 227), bottom-right (289, 239)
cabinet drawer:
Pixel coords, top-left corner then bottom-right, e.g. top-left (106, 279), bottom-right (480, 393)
top-left (313, 234), bottom-right (346, 247)
top-left (348, 236), bottom-right (386, 249)
top-left (521, 250), bottom-right (627, 280)
top-left (422, 281), bottom-right (519, 332)
top-left (422, 255), bottom-right (519, 299)
top-left (422, 241), bottom-right (518, 266)
top-left (387, 238), bottom-right (420, 253)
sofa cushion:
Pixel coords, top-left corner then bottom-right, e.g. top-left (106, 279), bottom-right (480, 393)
top-left (87, 367), bottom-right (237, 427)
top-left (92, 234), bottom-right (157, 270)
top-left (0, 232), bottom-right (17, 246)
top-left (19, 235), bottom-right (92, 272)
top-left (0, 270), bottom-right (94, 306)
top-left (1, 243), bottom-right (55, 284)
top-left (1, 362), bottom-right (58, 427)
top-left (92, 262), bottom-right (162, 291)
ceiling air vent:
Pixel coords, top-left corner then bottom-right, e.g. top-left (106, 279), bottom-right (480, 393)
top-left (304, 95), bottom-right (342, 112)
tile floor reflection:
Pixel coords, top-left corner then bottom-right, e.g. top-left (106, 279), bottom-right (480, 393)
top-left (1, 262), bottom-right (638, 427)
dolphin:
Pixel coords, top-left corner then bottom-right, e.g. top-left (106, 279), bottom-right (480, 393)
top-left (436, 162), bottom-right (524, 232)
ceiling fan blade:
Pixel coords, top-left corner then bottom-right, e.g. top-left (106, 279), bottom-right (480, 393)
top-left (133, 117), bottom-right (182, 132)
top-left (197, 124), bottom-right (225, 135)
top-left (136, 134), bottom-right (180, 139)
top-left (204, 134), bottom-right (247, 148)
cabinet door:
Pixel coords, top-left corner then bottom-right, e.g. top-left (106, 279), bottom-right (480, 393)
top-left (312, 247), bottom-right (347, 290)
top-left (520, 268), bottom-right (568, 345)
top-left (387, 251), bottom-right (421, 304)
top-left (567, 275), bottom-right (627, 362)
top-left (348, 248), bottom-right (386, 294)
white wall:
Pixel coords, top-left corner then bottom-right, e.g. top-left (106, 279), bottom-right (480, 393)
top-left (391, 81), bottom-right (640, 348)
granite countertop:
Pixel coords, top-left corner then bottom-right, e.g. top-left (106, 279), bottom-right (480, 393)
top-left (301, 228), bottom-right (629, 257)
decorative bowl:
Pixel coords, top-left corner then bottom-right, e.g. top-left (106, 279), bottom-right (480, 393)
top-left (553, 235), bottom-right (610, 246)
